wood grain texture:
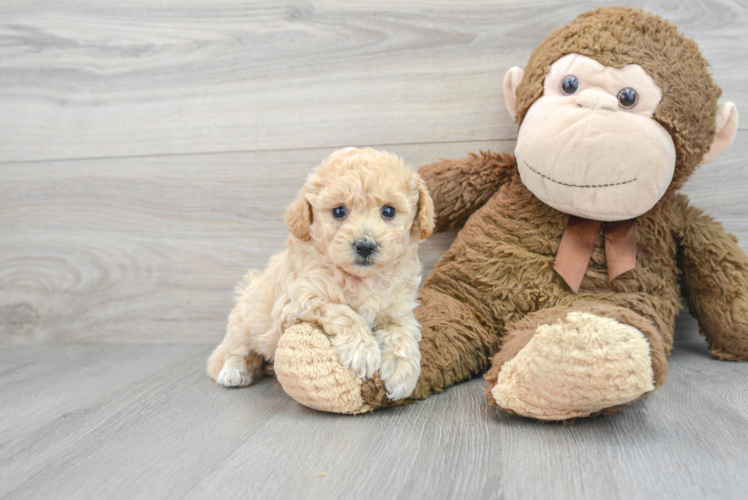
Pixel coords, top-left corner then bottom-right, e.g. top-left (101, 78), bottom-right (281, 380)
top-left (2, 135), bottom-right (746, 344)
top-left (0, 0), bottom-right (746, 163)
top-left (0, 141), bottom-right (489, 344)
top-left (0, 314), bottom-right (747, 500)
top-left (0, 0), bottom-right (746, 345)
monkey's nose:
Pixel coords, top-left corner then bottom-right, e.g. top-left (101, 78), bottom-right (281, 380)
top-left (576, 89), bottom-right (618, 111)
top-left (354, 240), bottom-right (377, 258)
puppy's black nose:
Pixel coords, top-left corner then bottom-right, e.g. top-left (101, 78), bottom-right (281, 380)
top-left (354, 240), bottom-right (377, 258)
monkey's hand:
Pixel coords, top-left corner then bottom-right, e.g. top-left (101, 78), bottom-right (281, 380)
top-left (418, 151), bottom-right (517, 233)
top-left (677, 195), bottom-right (748, 361)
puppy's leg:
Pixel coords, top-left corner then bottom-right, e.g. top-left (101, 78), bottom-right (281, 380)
top-left (376, 313), bottom-right (422, 400)
top-left (305, 302), bottom-right (381, 379)
top-left (218, 349), bottom-right (264, 387)
top-left (207, 342), bottom-right (226, 380)
top-left (213, 314), bottom-right (265, 388)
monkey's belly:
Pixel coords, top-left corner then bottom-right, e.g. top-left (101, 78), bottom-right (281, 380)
top-left (424, 188), bottom-right (683, 340)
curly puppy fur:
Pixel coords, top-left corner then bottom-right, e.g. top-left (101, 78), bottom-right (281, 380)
top-left (207, 147), bottom-right (435, 401)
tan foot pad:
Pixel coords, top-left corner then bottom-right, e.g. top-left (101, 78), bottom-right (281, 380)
top-left (492, 312), bottom-right (655, 421)
top-left (275, 323), bottom-right (370, 414)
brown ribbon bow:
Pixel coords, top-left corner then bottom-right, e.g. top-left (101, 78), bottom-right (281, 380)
top-left (553, 216), bottom-right (637, 293)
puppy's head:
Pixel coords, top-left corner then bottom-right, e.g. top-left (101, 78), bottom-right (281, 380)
top-left (285, 147), bottom-right (435, 277)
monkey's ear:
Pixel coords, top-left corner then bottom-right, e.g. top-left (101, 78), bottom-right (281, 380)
top-left (503, 66), bottom-right (524, 121)
top-left (703, 102), bottom-right (739, 164)
top-left (411, 176), bottom-right (435, 242)
top-left (284, 188), bottom-right (313, 241)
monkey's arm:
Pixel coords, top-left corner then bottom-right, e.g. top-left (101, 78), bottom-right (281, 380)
top-left (675, 195), bottom-right (748, 361)
top-left (418, 151), bottom-right (517, 233)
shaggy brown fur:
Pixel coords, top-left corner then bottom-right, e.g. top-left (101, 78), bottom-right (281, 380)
top-left (355, 8), bottom-right (748, 417)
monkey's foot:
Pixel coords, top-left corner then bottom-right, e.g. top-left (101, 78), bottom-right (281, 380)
top-left (487, 311), bottom-right (656, 421)
top-left (275, 323), bottom-right (371, 414)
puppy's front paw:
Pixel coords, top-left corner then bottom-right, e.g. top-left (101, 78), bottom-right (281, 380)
top-left (332, 335), bottom-right (381, 379)
top-left (380, 350), bottom-right (420, 400)
top-left (217, 365), bottom-right (253, 387)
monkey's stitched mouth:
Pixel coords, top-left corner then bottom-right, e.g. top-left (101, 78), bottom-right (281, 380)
top-left (523, 161), bottom-right (637, 188)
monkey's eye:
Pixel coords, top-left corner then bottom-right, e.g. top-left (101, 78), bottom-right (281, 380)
top-left (381, 205), bottom-right (396, 219)
top-left (332, 206), bottom-right (347, 219)
top-left (560, 75), bottom-right (579, 95)
top-left (617, 88), bottom-right (638, 109)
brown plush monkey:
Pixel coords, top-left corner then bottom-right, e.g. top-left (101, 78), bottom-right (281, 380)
top-left (274, 7), bottom-right (747, 420)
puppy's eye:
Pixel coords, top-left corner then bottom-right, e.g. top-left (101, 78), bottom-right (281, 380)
top-left (617, 87), bottom-right (638, 109)
top-left (381, 205), bottom-right (396, 219)
top-left (561, 75), bottom-right (579, 95)
top-left (332, 206), bottom-right (347, 219)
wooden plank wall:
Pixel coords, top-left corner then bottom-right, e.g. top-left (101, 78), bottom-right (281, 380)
top-left (1, 0), bottom-right (746, 344)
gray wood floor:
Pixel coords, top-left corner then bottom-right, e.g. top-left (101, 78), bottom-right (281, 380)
top-left (2, 1), bottom-right (748, 499)
top-left (1, 313), bottom-right (747, 500)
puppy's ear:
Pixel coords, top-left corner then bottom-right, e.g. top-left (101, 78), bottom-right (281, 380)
top-left (284, 187), bottom-right (313, 241)
top-left (411, 176), bottom-right (435, 242)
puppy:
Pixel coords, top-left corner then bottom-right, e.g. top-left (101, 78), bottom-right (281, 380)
top-left (207, 147), bottom-right (435, 400)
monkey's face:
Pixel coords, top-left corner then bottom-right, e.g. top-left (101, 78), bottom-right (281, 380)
top-left (515, 54), bottom-right (676, 221)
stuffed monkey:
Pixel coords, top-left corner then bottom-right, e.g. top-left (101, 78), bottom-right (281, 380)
top-left (274, 7), bottom-right (747, 420)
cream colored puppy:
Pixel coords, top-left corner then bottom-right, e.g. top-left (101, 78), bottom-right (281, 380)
top-left (207, 147), bottom-right (435, 400)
